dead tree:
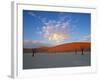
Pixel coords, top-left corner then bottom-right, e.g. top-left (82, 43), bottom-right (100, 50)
top-left (81, 48), bottom-right (84, 55)
top-left (32, 49), bottom-right (36, 57)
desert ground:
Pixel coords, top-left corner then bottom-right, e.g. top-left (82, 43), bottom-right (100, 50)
top-left (23, 42), bottom-right (91, 69)
top-left (23, 51), bottom-right (90, 69)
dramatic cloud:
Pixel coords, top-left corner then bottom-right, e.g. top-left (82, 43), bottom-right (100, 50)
top-left (28, 11), bottom-right (74, 43)
top-left (41, 17), bottom-right (71, 43)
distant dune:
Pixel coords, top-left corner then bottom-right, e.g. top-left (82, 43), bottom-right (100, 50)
top-left (48, 42), bottom-right (90, 52)
top-left (23, 42), bottom-right (91, 53)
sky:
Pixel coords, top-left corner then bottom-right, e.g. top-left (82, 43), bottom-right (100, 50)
top-left (23, 10), bottom-right (91, 48)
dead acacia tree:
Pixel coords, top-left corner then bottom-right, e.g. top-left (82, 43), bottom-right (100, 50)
top-left (32, 49), bottom-right (36, 57)
top-left (79, 46), bottom-right (84, 55)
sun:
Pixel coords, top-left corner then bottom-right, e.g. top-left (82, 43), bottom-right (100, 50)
top-left (48, 33), bottom-right (65, 42)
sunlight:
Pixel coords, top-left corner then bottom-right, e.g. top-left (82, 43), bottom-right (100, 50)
top-left (48, 33), bottom-right (65, 42)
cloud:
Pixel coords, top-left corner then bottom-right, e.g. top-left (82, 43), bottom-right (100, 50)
top-left (24, 40), bottom-right (50, 48)
top-left (78, 34), bottom-right (91, 42)
top-left (28, 11), bottom-right (75, 44)
top-left (28, 12), bottom-right (37, 17)
top-left (28, 12), bottom-right (48, 23)
top-left (41, 17), bottom-right (71, 43)
top-left (82, 35), bottom-right (91, 42)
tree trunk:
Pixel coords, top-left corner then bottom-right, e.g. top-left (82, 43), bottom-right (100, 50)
top-left (81, 48), bottom-right (84, 55)
top-left (32, 49), bottom-right (35, 57)
top-left (32, 53), bottom-right (34, 57)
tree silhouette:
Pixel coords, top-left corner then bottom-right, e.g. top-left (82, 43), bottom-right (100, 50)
top-left (32, 49), bottom-right (36, 57)
top-left (80, 48), bottom-right (84, 55)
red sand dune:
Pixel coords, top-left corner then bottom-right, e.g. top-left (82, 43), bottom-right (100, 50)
top-left (23, 42), bottom-right (91, 53)
top-left (48, 42), bottom-right (90, 52)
